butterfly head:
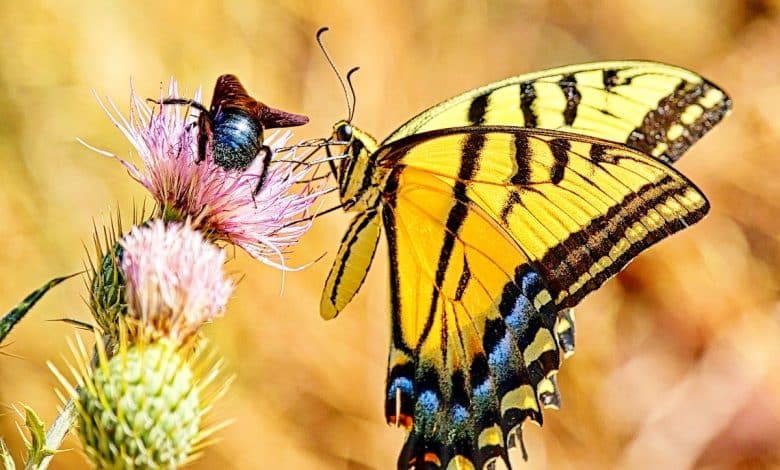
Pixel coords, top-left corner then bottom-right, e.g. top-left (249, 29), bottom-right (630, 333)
top-left (333, 119), bottom-right (354, 146)
top-left (328, 120), bottom-right (383, 211)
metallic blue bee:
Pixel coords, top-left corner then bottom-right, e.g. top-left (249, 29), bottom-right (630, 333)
top-left (156, 74), bottom-right (308, 193)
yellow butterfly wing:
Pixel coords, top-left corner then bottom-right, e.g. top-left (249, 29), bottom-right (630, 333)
top-left (320, 210), bottom-right (381, 320)
top-left (377, 128), bottom-right (708, 469)
top-left (378, 60), bottom-right (727, 372)
top-left (321, 62), bottom-right (729, 327)
top-left (384, 61), bottom-right (731, 163)
top-left (318, 61), bottom-right (728, 469)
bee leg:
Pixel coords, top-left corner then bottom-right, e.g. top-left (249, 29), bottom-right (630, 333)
top-left (176, 122), bottom-right (199, 160)
top-left (196, 113), bottom-right (214, 164)
top-left (253, 145), bottom-right (273, 196)
top-left (153, 98), bottom-right (210, 114)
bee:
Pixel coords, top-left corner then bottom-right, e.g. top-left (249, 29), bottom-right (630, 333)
top-left (156, 74), bottom-right (308, 193)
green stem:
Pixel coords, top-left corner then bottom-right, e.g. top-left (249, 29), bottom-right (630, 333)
top-left (25, 401), bottom-right (77, 470)
top-left (26, 341), bottom-right (102, 470)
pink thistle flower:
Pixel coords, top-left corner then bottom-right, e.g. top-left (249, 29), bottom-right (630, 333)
top-left (84, 79), bottom-right (327, 270)
top-left (120, 219), bottom-right (233, 343)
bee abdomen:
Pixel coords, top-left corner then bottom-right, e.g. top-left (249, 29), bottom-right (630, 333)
top-left (212, 108), bottom-right (264, 170)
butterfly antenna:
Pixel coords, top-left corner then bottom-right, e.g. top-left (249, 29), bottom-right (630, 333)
top-left (316, 27), bottom-right (353, 122)
top-left (346, 67), bottom-right (360, 122)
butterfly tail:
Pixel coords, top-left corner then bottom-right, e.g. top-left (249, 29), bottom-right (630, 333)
top-left (486, 265), bottom-right (565, 462)
top-left (555, 309), bottom-right (576, 359)
top-left (389, 267), bottom-right (567, 469)
top-left (538, 309), bottom-right (577, 410)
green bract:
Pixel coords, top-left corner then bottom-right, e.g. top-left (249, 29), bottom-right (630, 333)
top-left (90, 242), bottom-right (126, 341)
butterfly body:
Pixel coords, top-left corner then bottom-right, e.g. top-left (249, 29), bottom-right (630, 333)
top-left (329, 121), bottom-right (386, 211)
top-left (321, 61), bottom-right (730, 469)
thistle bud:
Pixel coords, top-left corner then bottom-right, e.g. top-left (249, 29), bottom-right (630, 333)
top-left (76, 339), bottom-right (202, 469)
top-left (89, 242), bottom-right (126, 340)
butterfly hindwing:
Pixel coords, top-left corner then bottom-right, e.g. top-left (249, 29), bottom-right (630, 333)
top-left (384, 61), bottom-right (731, 163)
top-left (376, 128), bottom-right (709, 468)
top-left (383, 166), bottom-right (559, 469)
top-left (321, 210), bottom-right (382, 320)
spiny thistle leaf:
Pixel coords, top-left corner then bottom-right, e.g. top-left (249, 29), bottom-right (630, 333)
top-left (89, 241), bottom-right (126, 339)
top-left (20, 404), bottom-right (55, 466)
top-left (0, 274), bottom-right (77, 345)
top-left (0, 438), bottom-right (15, 470)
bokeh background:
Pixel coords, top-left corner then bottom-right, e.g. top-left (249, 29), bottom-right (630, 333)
top-left (1, 1), bottom-right (779, 468)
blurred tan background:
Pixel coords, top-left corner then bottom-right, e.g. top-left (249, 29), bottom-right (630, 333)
top-left (1, 1), bottom-right (779, 468)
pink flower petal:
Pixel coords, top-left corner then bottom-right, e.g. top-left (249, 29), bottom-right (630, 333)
top-left (90, 78), bottom-right (328, 269)
top-left (120, 220), bottom-right (233, 341)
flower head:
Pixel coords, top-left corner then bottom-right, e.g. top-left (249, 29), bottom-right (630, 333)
top-left (87, 79), bottom-right (327, 269)
top-left (120, 219), bottom-right (233, 343)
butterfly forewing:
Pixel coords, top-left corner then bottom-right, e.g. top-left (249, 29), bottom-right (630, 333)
top-left (383, 61), bottom-right (731, 163)
top-left (381, 127), bottom-right (709, 310)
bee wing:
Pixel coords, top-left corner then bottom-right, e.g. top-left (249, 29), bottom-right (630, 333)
top-left (259, 105), bottom-right (309, 129)
top-left (211, 74), bottom-right (252, 110)
top-left (212, 74), bottom-right (308, 129)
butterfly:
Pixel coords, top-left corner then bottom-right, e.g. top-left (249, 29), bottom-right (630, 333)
top-left (319, 61), bottom-right (730, 469)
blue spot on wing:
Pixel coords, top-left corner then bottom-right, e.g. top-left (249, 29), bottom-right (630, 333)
top-left (451, 404), bottom-right (469, 425)
top-left (388, 376), bottom-right (414, 401)
top-left (417, 390), bottom-right (441, 417)
top-left (520, 269), bottom-right (543, 297)
top-left (487, 332), bottom-right (514, 380)
top-left (473, 378), bottom-right (493, 402)
top-left (504, 294), bottom-right (533, 337)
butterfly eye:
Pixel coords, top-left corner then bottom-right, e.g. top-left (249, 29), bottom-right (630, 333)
top-left (337, 124), bottom-right (353, 142)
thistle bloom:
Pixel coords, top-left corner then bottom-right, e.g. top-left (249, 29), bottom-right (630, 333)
top-left (120, 220), bottom-right (233, 343)
top-left (87, 79), bottom-right (326, 270)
